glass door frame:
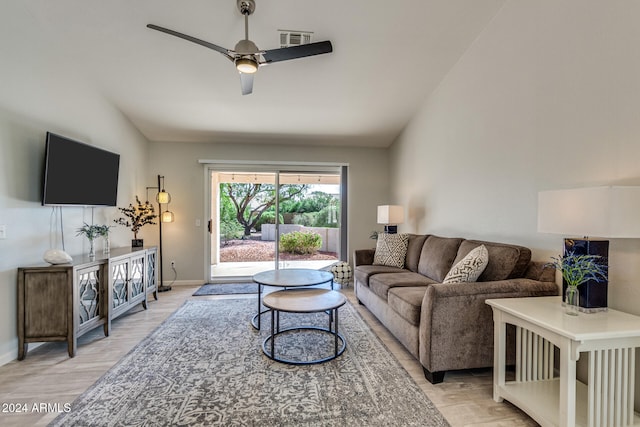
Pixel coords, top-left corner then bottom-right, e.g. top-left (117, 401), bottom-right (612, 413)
top-left (201, 160), bottom-right (349, 282)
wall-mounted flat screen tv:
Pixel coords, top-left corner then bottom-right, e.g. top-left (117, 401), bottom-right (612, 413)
top-left (42, 132), bottom-right (120, 206)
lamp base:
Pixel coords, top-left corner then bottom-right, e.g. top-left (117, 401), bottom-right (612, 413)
top-left (383, 225), bottom-right (398, 234)
top-left (158, 285), bottom-right (172, 293)
top-left (563, 238), bottom-right (609, 310)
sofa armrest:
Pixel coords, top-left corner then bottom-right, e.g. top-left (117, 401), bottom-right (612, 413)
top-left (524, 260), bottom-right (556, 282)
top-left (419, 278), bottom-right (558, 373)
top-left (354, 249), bottom-right (375, 266)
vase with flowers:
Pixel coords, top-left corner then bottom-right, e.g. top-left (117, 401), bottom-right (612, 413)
top-left (76, 223), bottom-right (106, 259)
top-left (114, 196), bottom-right (157, 248)
top-left (547, 251), bottom-right (608, 315)
top-left (95, 224), bottom-right (113, 254)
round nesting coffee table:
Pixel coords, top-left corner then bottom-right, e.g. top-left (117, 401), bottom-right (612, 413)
top-left (262, 288), bottom-right (346, 365)
top-left (252, 268), bottom-right (334, 330)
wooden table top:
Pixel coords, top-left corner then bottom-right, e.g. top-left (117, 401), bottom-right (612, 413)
top-left (262, 288), bottom-right (346, 313)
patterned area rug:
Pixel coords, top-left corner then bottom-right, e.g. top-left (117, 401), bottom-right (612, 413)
top-left (51, 298), bottom-right (450, 426)
top-left (192, 283), bottom-right (258, 295)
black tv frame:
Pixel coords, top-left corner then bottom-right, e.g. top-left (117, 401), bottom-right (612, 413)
top-left (42, 132), bottom-right (120, 207)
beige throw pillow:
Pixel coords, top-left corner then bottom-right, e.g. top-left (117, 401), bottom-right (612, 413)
top-left (443, 244), bottom-right (489, 284)
top-left (373, 233), bottom-right (409, 268)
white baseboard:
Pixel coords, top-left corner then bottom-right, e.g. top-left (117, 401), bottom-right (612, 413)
top-left (0, 349), bottom-right (16, 367)
top-left (163, 280), bottom-right (203, 287)
top-left (0, 341), bottom-right (44, 367)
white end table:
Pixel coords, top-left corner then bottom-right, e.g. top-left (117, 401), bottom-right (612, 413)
top-left (487, 296), bottom-right (640, 427)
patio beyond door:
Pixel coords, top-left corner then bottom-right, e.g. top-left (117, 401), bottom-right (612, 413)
top-left (209, 167), bottom-right (343, 280)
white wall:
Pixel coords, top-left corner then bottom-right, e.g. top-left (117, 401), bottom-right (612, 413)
top-left (0, 3), bottom-right (151, 364)
top-left (389, 0), bottom-right (640, 405)
top-left (148, 141), bottom-right (389, 283)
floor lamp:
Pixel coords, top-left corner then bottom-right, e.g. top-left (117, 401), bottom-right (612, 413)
top-left (148, 174), bottom-right (174, 293)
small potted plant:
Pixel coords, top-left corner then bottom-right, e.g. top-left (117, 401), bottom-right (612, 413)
top-left (547, 250), bottom-right (608, 315)
top-left (114, 196), bottom-right (157, 248)
top-left (77, 223), bottom-right (104, 259)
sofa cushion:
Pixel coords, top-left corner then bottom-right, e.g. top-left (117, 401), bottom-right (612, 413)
top-left (354, 265), bottom-right (408, 287)
top-left (405, 234), bottom-right (429, 272)
top-left (443, 244), bottom-right (489, 284)
top-left (373, 233), bottom-right (409, 268)
top-left (388, 286), bottom-right (429, 326)
top-left (370, 272), bottom-right (437, 300)
top-left (453, 240), bottom-right (532, 281)
top-left (417, 236), bottom-right (464, 282)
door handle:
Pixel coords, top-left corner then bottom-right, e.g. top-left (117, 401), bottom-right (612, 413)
top-left (207, 219), bottom-right (212, 234)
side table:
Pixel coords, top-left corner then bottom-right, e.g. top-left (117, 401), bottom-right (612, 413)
top-left (251, 268), bottom-right (334, 330)
top-left (487, 296), bottom-right (640, 427)
top-left (262, 288), bottom-right (346, 365)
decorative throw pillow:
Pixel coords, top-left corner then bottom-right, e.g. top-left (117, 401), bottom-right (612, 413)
top-left (373, 233), bottom-right (409, 268)
top-left (443, 244), bottom-right (489, 284)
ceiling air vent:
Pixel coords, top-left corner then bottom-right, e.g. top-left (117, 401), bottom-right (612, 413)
top-left (278, 30), bottom-right (313, 48)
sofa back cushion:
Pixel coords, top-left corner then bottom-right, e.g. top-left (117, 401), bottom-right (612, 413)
top-left (405, 234), bottom-right (429, 272)
top-left (417, 236), bottom-right (463, 282)
top-left (452, 239), bottom-right (532, 281)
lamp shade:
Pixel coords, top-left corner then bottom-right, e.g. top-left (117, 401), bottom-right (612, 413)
top-left (156, 190), bottom-right (171, 204)
top-left (161, 210), bottom-right (174, 223)
top-left (377, 205), bottom-right (404, 225)
top-left (537, 186), bottom-right (640, 238)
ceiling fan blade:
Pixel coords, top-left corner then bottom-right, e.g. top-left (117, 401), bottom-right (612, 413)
top-left (262, 41), bottom-right (333, 64)
top-left (147, 24), bottom-right (233, 61)
top-left (240, 72), bottom-right (254, 95)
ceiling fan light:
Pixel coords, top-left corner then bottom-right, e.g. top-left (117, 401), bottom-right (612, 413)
top-left (236, 57), bottom-right (258, 74)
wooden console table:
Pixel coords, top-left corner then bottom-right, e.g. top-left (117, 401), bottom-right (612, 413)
top-left (17, 246), bottom-right (157, 359)
top-left (487, 296), bottom-right (640, 427)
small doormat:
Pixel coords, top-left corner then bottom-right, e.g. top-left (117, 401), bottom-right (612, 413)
top-left (193, 281), bottom-right (340, 296)
top-left (192, 283), bottom-right (258, 296)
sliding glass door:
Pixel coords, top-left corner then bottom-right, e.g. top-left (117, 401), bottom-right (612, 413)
top-left (276, 172), bottom-right (340, 271)
top-left (207, 165), bottom-right (346, 281)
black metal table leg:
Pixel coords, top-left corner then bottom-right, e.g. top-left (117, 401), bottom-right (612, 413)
top-left (270, 308), bottom-right (275, 359)
top-left (334, 308), bottom-right (339, 357)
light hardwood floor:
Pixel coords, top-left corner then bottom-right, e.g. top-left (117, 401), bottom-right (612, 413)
top-left (0, 285), bottom-right (537, 426)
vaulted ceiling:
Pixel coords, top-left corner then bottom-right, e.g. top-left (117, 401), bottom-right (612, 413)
top-left (13, 0), bottom-right (505, 147)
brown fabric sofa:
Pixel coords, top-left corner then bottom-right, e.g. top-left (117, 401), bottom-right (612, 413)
top-left (354, 234), bottom-right (558, 384)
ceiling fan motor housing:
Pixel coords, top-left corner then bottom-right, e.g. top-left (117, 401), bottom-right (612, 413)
top-left (234, 39), bottom-right (259, 55)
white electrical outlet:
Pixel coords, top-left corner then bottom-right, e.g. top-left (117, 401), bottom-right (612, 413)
top-left (171, 261), bottom-right (176, 268)
top-left (0, 225), bottom-right (6, 239)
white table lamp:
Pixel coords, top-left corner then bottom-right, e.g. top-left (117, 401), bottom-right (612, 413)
top-left (377, 205), bottom-right (404, 234)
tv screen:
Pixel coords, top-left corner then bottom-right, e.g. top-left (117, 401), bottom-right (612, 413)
top-left (42, 132), bottom-right (120, 206)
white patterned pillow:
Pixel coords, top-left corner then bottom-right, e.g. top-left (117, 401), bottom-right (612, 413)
top-left (373, 233), bottom-right (409, 268)
top-left (443, 245), bottom-right (489, 284)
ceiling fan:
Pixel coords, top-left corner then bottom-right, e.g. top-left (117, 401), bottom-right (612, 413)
top-left (147, 0), bottom-right (333, 95)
